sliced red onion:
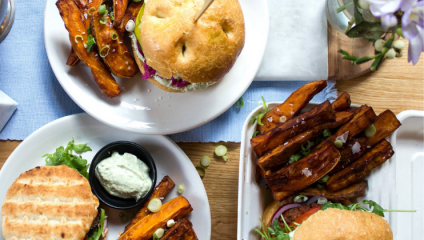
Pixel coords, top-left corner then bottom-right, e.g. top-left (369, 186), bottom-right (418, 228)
top-left (176, 80), bottom-right (189, 87)
top-left (136, 41), bottom-right (145, 58)
top-left (142, 61), bottom-right (156, 80)
top-left (306, 196), bottom-right (320, 205)
top-left (335, 131), bottom-right (349, 144)
top-left (171, 76), bottom-right (177, 86)
top-left (271, 203), bottom-right (302, 224)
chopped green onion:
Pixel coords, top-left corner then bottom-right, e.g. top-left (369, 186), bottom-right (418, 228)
top-left (323, 129), bottom-right (331, 137)
top-left (195, 166), bottom-right (206, 177)
top-left (200, 156), bottom-right (210, 167)
top-left (315, 136), bottom-right (323, 145)
top-left (222, 155), bottom-right (228, 161)
top-left (111, 32), bottom-right (118, 40)
top-left (87, 26), bottom-right (91, 34)
top-left (133, 0), bottom-right (142, 2)
top-left (110, 11), bottom-right (114, 21)
top-left (256, 112), bottom-right (266, 126)
top-left (87, 44), bottom-right (95, 52)
top-left (365, 124), bottom-right (376, 137)
top-left (74, 35), bottom-right (83, 43)
top-left (88, 7), bottom-right (96, 16)
top-left (147, 198), bottom-right (162, 212)
top-left (249, 116), bottom-right (257, 124)
top-left (154, 228), bottom-right (164, 238)
top-left (316, 183), bottom-right (325, 189)
top-left (294, 195), bottom-right (308, 203)
top-left (300, 141), bottom-right (312, 155)
top-left (215, 145), bottom-right (228, 157)
top-left (122, 51), bottom-right (128, 56)
top-left (289, 154), bottom-right (301, 163)
top-left (87, 35), bottom-right (96, 45)
top-left (153, 233), bottom-right (159, 240)
top-left (252, 131), bottom-right (259, 138)
top-left (318, 174), bottom-right (330, 183)
top-left (177, 184), bottom-right (184, 194)
top-left (98, 4), bottom-right (107, 14)
top-left (235, 96), bottom-right (244, 108)
top-left (99, 46), bottom-right (110, 57)
top-left (261, 96), bottom-right (268, 112)
top-left (334, 140), bottom-right (343, 148)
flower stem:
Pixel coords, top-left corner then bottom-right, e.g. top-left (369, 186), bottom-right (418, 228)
top-left (344, 17), bottom-right (355, 34)
top-left (336, 2), bottom-right (354, 13)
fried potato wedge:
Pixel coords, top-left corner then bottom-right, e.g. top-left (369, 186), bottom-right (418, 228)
top-left (113, 0), bottom-right (128, 27)
top-left (258, 80), bottom-right (328, 134)
top-left (332, 92), bottom-right (351, 111)
top-left (66, 48), bottom-right (80, 66)
top-left (251, 101), bottom-right (335, 156)
top-left (265, 143), bottom-right (341, 192)
top-left (125, 176), bottom-right (175, 232)
top-left (327, 140), bottom-right (394, 192)
top-left (272, 191), bottom-right (296, 201)
top-left (182, 227), bottom-right (199, 240)
top-left (257, 110), bottom-right (354, 173)
top-left (57, 0), bottom-right (121, 98)
top-left (116, 0), bottom-right (144, 35)
top-left (329, 110), bottom-right (401, 174)
top-left (315, 105), bottom-right (376, 149)
top-left (299, 181), bottom-right (367, 200)
top-left (90, 10), bottom-right (138, 78)
top-left (162, 218), bottom-right (192, 240)
top-left (119, 196), bottom-right (193, 240)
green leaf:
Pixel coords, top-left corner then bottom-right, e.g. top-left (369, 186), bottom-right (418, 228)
top-left (321, 201), bottom-right (349, 211)
top-left (370, 54), bottom-right (384, 71)
top-left (338, 49), bottom-right (350, 56)
top-left (73, 143), bottom-right (92, 153)
top-left (342, 56), bottom-right (358, 61)
top-left (346, 21), bottom-right (385, 41)
top-left (353, 0), bottom-right (364, 24)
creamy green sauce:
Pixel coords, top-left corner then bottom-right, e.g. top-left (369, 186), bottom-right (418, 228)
top-left (130, 33), bottom-right (216, 92)
top-left (95, 152), bottom-right (152, 201)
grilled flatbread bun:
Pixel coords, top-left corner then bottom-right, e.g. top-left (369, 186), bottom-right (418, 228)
top-left (137, 0), bottom-right (244, 88)
top-left (293, 208), bottom-right (393, 240)
top-left (1, 165), bottom-right (99, 240)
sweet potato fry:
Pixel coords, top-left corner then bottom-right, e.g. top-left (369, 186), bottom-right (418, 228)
top-left (113, 0), bottom-right (128, 27)
top-left (332, 92), bottom-right (351, 111)
top-left (162, 218), bottom-right (192, 240)
top-left (257, 110), bottom-right (354, 173)
top-left (251, 101), bottom-right (335, 156)
top-left (119, 196), bottom-right (193, 240)
top-left (265, 143), bottom-right (341, 192)
top-left (116, 0), bottom-right (144, 35)
top-left (66, 48), bottom-right (80, 66)
top-left (272, 191), bottom-right (295, 201)
top-left (125, 176), bottom-right (175, 232)
top-left (258, 80), bottom-right (327, 134)
top-left (57, 0), bottom-right (121, 97)
top-left (327, 140), bottom-right (394, 192)
top-left (329, 110), bottom-right (400, 174)
top-left (182, 227), bottom-right (199, 240)
top-left (299, 181), bottom-right (367, 200)
top-left (90, 10), bottom-right (139, 78)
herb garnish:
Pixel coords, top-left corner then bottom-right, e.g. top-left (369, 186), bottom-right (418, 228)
top-left (255, 216), bottom-right (294, 240)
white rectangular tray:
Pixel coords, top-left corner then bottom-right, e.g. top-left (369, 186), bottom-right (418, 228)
top-left (237, 103), bottom-right (424, 239)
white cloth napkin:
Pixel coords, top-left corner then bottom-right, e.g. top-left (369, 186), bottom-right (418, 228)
top-left (0, 90), bottom-right (18, 132)
top-left (255, 0), bottom-right (328, 81)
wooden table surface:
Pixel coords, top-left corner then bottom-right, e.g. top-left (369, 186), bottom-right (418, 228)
top-left (0, 43), bottom-right (423, 239)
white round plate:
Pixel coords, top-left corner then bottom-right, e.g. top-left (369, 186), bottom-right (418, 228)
top-left (0, 113), bottom-right (211, 239)
top-left (43, 0), bottom-right (269, 135)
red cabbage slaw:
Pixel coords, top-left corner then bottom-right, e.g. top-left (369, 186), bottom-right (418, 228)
top-left (136, 42), bottom-right (189, 87)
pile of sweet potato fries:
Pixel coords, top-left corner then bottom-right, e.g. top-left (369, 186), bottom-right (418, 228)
top-left (119, 176), bottom-right (198, 240)
top-left (56, 0), bottom-right (144, 97)
top-left (251, 80), bottom-right (401, 202)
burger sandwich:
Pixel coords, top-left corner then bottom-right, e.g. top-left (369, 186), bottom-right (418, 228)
top-left (130, 0), bottom-right (245, 92)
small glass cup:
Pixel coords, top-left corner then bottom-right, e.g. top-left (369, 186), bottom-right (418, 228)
top-left (0, 0), bottom-right (14, 42)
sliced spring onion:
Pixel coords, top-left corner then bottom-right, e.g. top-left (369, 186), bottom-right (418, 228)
top-left (316, 183), bottom-right (324, 189)
top-left (122, 51), bottom-right (128, 56)
top-left (111, 32), bottom-right (118, 40)
top-left (315, 136), bottom-right (323, 145)
top-left (256, 112), bottom-right (266, 126)
top-left (252, 131), bottom-right (259, 138)
top-left (153, 233), bottom-right (159, 240)
top-left (195, 166), bottom-right (206, 177)
top-left (249, 116), bottom-right (257, 124)
top-left (88, 7), bottom-right (96, 16)
top-left (222, 155), bottom-right (228, 161)
top-left (84, 43), bottom-right (87, 48)
top-left (235, 97), bottom-right (244, 108)
top-left (289, 154), bottom-right (301, 163)
top-left (300, 141), bottom-right (312, 155)
top-left (317, 197), bottom-right (328, 205)
top-left (87, 26), bottom-right (91, 34)
top-left (318, 174), bottom-right (329, 183)
top-left (110, 11), bottom-right (114, 21)
top-left (261, 96), bottom-right (268, 111)
top-left (99, 46), bottom-right (110, 57)
top-left (365, 124), bottom-right (376, 137)
top-left (154, 228), bottom-right (164, 238)
top-left (215, 145), bottom-right (228, 157)
top-left (87, 35), bottom-right (96, 45)
top-left (100, 14), bottom-right (108, 24)
top-left (334, 140), bottom-right (343, 148)
top-left (177, 185), bottom-right (184, 194)
top-left (87, 44), bottom-right (95, 52)
top-left (279, 115), bottom-right (287, 123)
top-left (98, 4), bottom-right (107, 14)
top-left (200, 156), bottom-right (210, 167)
top-left (147, 198), bottom-right (162, 212)
top-left (133, 0), bottom-right (142, 2)
top-left (167, 219), bottom-right (176, 227)
top-left (323, 129), bottom-right (331, 137)
top-left (75, 35), bottom-right (83, 43)
top-left (294, 195), bottom-right (308, 203)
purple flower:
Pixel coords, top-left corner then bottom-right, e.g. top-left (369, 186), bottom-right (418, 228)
top-left (367, 0), bottom-right (402, 17)
top-left (381, 14), bottom-right (398, 30)
top-left (401, 0), bottom-right (424, 64)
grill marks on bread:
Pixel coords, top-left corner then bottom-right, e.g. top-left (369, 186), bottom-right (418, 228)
top-left (1, 165), bottom-right (99, 240)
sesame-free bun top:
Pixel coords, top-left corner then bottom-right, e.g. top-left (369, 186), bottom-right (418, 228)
top-left (293, 208), bottom-right (393, 240)
top-left (139, 0), bottom-right (245, 84)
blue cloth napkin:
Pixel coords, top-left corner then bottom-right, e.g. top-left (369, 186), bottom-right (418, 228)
top-left (0, 1), bottom-right (337, 142)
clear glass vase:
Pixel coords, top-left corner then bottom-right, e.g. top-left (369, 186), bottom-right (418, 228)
top-left (0, 0), bottom-right (14, 42)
